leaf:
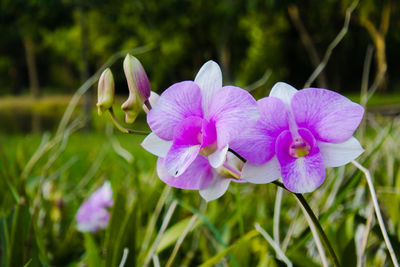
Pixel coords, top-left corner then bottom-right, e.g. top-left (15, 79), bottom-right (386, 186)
top-left (156, 216), bottom-right (202, 253)
top-left (198, 230), bottom-right (259, 267)
top-left (340, 238), bottom-right (357, 267)
top-left (84, 234), bottom-right (101, 267)
top-left (6, 204), bottom-right (31, 267)
top-left (103, 191), bottom-right (126, 267)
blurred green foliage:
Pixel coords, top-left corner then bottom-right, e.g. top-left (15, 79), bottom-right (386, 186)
top-left (1, 0), bottom-right (399, 97)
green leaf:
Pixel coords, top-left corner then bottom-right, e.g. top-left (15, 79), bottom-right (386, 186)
top-left (103, 191), bottom-right (126, 267)
top-left (6, 204), bottom-right (31, 267)
top-left (340, 238), bottom-right (357, 267)
top-left (84, 234), bottom-right (101, 267)
top-left (156, 216), bottom-right (202, 253)
top-left (198, 230), bottom-right (259, 267)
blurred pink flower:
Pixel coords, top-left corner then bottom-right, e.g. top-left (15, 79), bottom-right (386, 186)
top-left (76, 181), bottom-right (113, 232)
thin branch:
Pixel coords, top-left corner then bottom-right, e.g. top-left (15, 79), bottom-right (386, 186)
top-left (351, 160), bottom-right (399, 267)
top-left (118, 248), bottom-right (129, 267)
top-left (296, 198), bottom-right (329, 267)
top-left (357, 205), bottom-right (374, 267)
top-left (108, 108), bottom-right (150, 135)
top-left (245, 69), bottom-right (272, 92)
top-left (288, 4), bottom-right (327, 88)
top-left (273, 187), bottom-right (283, 246)
top-left (165, 214), bottom-right (198, 267)
top-left (304, 0), bottom-right (359, 88)
top-left (144, 200), bottom-right (178, 266)
top-left (255, 223), bottom-right (293, 267)
top-left (273, 181), bottom-right (339, 266)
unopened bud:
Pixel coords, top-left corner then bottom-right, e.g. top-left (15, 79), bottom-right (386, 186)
top-left (122, 54), bottom-right (151, 123)
top-left (96, 68), bottom-right (115, 115)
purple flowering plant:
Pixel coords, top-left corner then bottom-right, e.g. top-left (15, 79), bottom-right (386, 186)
top-left (76, 181), bottom-right (113, 233)
top-left (96, 57), bottom-right (365, 201)
top-left (92, 56), bottom-right (375, 266)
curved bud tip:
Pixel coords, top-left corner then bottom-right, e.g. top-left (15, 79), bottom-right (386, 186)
top-left (123, 54), bottom-right (151, 101)
top-left (97, 68), bottom-right (115, 115)
top-left (121, 95), bottom-right (142, 124)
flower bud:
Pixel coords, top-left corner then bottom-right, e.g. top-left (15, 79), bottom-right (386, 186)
top-left (122, 54), bottom-right (151, 123)
top-left (96, 68), bottom-right (115, 115)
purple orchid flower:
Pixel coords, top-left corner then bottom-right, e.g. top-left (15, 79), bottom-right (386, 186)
top-left (231, 82), bottom-right (365, 193)
top-left (157, 151), bottom-right (245, 201)
top-left (142, 61), bottom-right (259, 178)
top-left (76, 181), bottom-right (113, 232)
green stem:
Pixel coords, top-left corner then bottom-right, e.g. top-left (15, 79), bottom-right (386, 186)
top-left (107, 108), bottom-right (149, 135)
top-left (273, 181), bottom-right (340, 267)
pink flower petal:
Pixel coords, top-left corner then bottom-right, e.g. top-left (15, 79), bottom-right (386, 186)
top-left (199, 174), bottom-right (231, 202)
top-left (208, 145), bottom-right (229, 168)
top-left (241, 156), bottom-right (281, 184)
top-left (230, 97), bottom-right (289, 164)
top-left (276, 129), bottom-right (325, 193)
top-left (141, 132), bottom-right (173, 158)
top-left (164, 117), bottom-right (203, 176)
top-left (147, 81), bottom-right (203, 140)
top-left (318, 137), bottom-right (364, 167)
top-left (157, 156), bottom-right (214, 190)
top-left (208, 86), bottom-right (259, 149)
top-left (194, 61), bottom-right (223, 116)
top-left (291, 88), bottom-right (364, 143)
top-left (269, 82), bottom-right (298, 107)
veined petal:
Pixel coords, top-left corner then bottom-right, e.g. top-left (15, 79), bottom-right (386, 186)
top-left (147, 81), bottom-right (203, 140)
top-left (269, 82), bottom-right (298, 107)
top-left (165, 117), bottom-right (203, 176)
top-left (208, 144), bottom-right (229, 168)
top-left (199, 174), bottom-right (231, 202)
top-left (157, 156), bottom-right (213, 190)
top-left (241, 156), bottom-right (281, 184)
top-left (141, 132), bottom-right (173, 157)
top-left (292, 88), bottom-right (364, 143)
top-left (318, 137), bottom-right (364, 167)
top-left (194, 60), bottom-right (223, 116)
top-left (276, 129), bottom-right (325, 193)
top-left (209, 86), bottom-right (259, 149)
top-left (230, 97), bottom-right (288, 164)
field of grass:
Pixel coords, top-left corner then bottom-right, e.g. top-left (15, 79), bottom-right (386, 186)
top-left (0, 105), bottom-right (399, 267)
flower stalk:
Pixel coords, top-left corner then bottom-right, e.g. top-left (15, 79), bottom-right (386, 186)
top-left (108, 107), bottom-right (149, 135)
top-left (273, 181), bottom-right (340, 267)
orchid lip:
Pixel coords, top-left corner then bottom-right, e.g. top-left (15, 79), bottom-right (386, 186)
top-left (289, 137), bottom-right (311, 158)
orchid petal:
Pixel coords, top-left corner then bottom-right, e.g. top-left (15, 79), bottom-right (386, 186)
top-left (141, 132), bottom-right (172, 157)
top-left (208, 144), bottom-right (229, 168)
top-left (199, 175), bottom-right (231, 202)
top-left (276, 129), bottom-right (325, 193)
top-left (147, 81), bottom-right (203, 140)
top-left (269, 82), bottom-right (298, 107)
top-left (230, 97), bottom-right (288, 164)
top-left (194, 60), bottom-right (223, 116)
top-left (209, 86), bottom-right (259, 149)
top-left (241, 156), bottom-right (281, 184)
top-left (318, 137), bottom-right (364, 167)
top-left (164, 117), bottom-right (203, 176)
top-left (292, 88), bottom-right (364, 143)
top-left (157, 156), bottom-right (213, 190)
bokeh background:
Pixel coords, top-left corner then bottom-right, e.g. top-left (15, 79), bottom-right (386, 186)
top-left (1, 0), bottom-right (399, 266)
